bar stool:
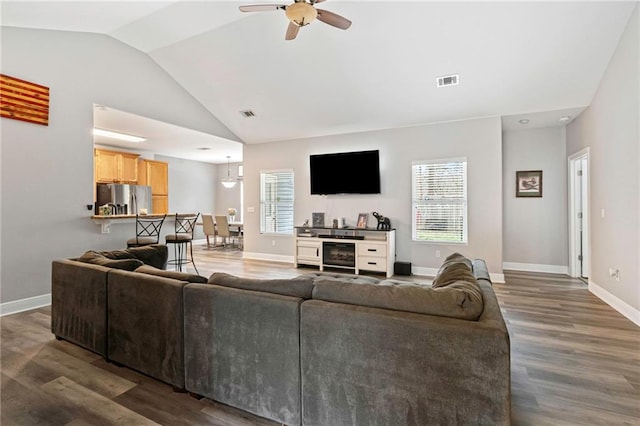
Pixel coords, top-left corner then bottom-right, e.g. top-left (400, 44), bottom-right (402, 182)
top-left (127, 214), bottom-right (166, 248)
top-left (165, 213), bottom-right (199, 274)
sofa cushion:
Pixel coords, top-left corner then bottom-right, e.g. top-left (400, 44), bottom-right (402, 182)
top-left (77, 251), bottom-right (143, 271)
top-left (296, 271), bottom-right (381, 285)
top-left (432, 252), bottom-right (475, 288)
top-left (135, 265), bottom-right (207, 283)
top-left (312, 278), bottom-right (484, 320)
top-left (208, 272), bottom-right (315, 299)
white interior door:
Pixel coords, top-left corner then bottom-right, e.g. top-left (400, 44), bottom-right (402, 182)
top-left (568, 149), bottom-right (590, 279)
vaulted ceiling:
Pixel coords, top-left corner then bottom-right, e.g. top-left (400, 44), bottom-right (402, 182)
top-left (2, 1), bottom-right (635, 160)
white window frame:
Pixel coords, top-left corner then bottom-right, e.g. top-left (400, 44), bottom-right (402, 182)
top-left (260, 169), bottom-right (294, 235)
top-left (412, 157), bottom-right (468, 244)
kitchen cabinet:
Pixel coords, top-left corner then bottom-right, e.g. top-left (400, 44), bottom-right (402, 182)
top-left (94, 149), bottom-right (139, 184)
top-left (138, 159), bottom-right (169, 214)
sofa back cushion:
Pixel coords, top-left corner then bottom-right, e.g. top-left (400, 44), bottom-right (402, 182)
top-left (312, 278), bottom-right (484, 321)
top-left (135, 265), bottom-right (207, 283)
top-left (208, 272), bottom-right (315, 299)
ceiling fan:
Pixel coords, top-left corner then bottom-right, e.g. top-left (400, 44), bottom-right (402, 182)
top-left (239, 0), bottom-right (352, 40)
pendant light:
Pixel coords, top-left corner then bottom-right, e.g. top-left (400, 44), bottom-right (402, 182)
top-left (221, 156), bottom-right (237, 188)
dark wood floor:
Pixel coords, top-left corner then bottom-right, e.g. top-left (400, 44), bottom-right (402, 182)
top-left (2, 243), bottom-right (639, 425)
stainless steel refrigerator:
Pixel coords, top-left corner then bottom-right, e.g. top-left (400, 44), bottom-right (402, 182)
top-left (96, 183), bottom-right (152, 215)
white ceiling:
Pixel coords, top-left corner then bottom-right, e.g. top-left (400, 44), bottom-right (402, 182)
top-left (2, 1), bottom-right (635, 162)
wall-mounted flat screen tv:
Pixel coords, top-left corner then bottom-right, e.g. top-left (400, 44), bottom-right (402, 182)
top-left (310, 150), bottom-right (381, 195)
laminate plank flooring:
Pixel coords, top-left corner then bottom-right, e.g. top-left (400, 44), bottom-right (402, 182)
top-left (1, 244), bottom-right (638, 425)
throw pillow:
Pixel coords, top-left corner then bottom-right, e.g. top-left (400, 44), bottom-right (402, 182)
top-left (77, 251), bottom-right (143, 271)
top-left (432, 252), bottom-right (475, 288)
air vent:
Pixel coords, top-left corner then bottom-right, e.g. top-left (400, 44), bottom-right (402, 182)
top-left (240, 109), bottom-right (256, 118)
top-left (436, 74), bottom-right (459, 88)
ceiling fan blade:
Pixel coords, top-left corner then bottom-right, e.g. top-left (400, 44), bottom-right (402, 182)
top-left (285, 21), bottom-right (300, 40)
top-left (311, 0), bottom-right (327, 3)
top-left (316, 8), bottom-right (352, 30)
top-left (239, 4), bottom-right (286, 12)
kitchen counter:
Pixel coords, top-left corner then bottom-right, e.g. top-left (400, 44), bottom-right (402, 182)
top-left (91, 213), bottom-right (174, 233)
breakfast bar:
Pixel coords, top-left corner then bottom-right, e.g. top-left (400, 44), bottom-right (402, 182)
top-left (91, 214), bottom-right (170, 234)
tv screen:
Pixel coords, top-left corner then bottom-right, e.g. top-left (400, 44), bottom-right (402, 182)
top-left (310, 150), bottom-right (381, 195)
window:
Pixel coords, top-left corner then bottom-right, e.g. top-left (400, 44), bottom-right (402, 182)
top-left (260, 170), bottom-right (294, 235)
top-left (412, 158), bottom-right (467, 243)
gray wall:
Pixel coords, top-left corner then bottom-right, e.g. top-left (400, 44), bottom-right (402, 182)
top-left (242, 117), bottom-right (504, 276)
top-left (566, 5), bottom-right (639, 312)
top-left (0, 27), bottom-right (236, 304)
top-left (502, 127), bottom-right (568, 271)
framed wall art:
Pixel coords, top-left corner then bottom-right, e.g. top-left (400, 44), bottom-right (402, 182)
top-left (516, 170), bottom-right (543, 198)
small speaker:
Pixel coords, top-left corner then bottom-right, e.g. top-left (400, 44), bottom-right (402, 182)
top-left (394, 261), bottom-right (412, 276)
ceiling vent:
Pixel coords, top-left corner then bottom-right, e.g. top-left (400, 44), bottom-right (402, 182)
top-left (240, 109), bottom-right (256, 118)
top-left (436, 74), bottom-right (459, 88)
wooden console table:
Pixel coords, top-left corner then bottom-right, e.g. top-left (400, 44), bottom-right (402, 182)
top-left (294, 226), bottom-right (396, 277)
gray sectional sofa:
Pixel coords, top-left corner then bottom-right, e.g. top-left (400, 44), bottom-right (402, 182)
top-left (51, 248), bottom-right (511, 425)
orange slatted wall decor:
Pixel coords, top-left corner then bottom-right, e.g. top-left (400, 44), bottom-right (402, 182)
top-left (0, 74), bottom-right (49, 126)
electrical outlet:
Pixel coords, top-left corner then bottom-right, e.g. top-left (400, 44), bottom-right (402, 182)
top-left (435, 250), bottom-right (441, 258)
top-left (609, 268), bottom-right (620, 281)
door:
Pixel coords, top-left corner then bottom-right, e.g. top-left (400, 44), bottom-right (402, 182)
top-left (569, 149), bottom-right (590, 279)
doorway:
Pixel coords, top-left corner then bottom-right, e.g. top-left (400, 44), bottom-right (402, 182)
top-left (568, 148), bottom-right (590, 280)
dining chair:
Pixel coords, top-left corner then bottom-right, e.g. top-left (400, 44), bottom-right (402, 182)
top-left (202, 214), bottom-right (218, 248)
top-left (126, 214), bottom-right (167, 248)
top-left (215, 215), bottom-right (240, 248)
top-left (165, 213), bottom-right (200, 273)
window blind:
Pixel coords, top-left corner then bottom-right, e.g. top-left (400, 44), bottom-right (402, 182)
top-left (412, 159), bottom-right (467, 243)
top-left (260, 170), bottom-right (294, 235)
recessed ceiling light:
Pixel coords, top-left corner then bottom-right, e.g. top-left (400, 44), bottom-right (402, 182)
top-left (518, 119), bottom-right (530, 124)
top-left (559, 116), bottom-right (571, 123)
top-left (92, 128), bottom-right (146, 143)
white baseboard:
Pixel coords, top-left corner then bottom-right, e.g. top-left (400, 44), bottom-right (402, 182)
top-left (243, 252), bottom-right (295, 264)
top-left (589, 280), bottom-right (640, 327)
top-left (490, 273), bottom-right (506, 283)
top-left (412, 266), bottom-right (438, 278)
top-left (1, 293), bottom-right (51, 317)
top-left (503, 262), bottom-right (568, 275)
top-left (411, 266), bottom-right (505, 283)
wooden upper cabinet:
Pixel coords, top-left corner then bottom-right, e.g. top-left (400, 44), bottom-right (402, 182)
top-left (120, 153), bottom-right (139, 183)
top-left (138, 159), bottom-right (169, 214)
top-left (138, 159), bottom-right (168, 195)
top-left (94, 149), bottom-right (139, 183)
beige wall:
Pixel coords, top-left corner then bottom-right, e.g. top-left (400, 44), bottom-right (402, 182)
top-left (566, 5), bottom-right (639, 313)
top-left (502, 127), bottom-right (568, 271)
top-left (242, 117), bottom-right (504, 277)
top-left (0, 27), bottom-right (236, 304)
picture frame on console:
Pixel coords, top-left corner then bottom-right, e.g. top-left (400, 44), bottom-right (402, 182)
top-left (356, 213), bottom-right (368, 229)
top-left (312, 212), bottom-right (325, 227)
top-left (516, 170), bottom-right (543, 198)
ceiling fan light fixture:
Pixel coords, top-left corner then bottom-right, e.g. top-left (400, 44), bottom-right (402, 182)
top-left (286, 2), bottom-right (317, 26)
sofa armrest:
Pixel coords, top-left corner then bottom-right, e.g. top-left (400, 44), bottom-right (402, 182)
top-left (51, 259), bottom-right (109, 356)
top-left (107, 270), bottom-right (187, 388)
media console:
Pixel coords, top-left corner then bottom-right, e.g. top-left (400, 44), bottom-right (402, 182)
top-left (294, 226), bottom-right (396, 277)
